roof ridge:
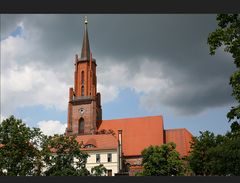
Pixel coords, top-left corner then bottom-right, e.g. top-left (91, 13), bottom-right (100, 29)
top-left (103, 115), bottom-right (163, 121)
top-left (165, 128), bottom-right (187, 131)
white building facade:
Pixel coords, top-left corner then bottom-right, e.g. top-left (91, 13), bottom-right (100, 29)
top-left (84, 149), bottom-right (118, 176)
top-left (75, 134), bottom-right (119, 176)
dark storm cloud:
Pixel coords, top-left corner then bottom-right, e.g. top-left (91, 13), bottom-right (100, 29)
top-left (1, 14), bottom-right (236, 115)
top-left (163, 76), bottom-right (234, 115)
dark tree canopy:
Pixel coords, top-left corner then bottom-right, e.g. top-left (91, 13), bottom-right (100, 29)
top-left (189, 129), bottom-right (240, 176)
top-left (204, 13), bottom-right (240, 176)
top-left (0, 116), bottom-right (90, 176)
top-left (42, 134), bottom-right (90, 176)
top-left (91, 164), bottom-right (107, 176)
top-left (141, 143), bottom-right (185, 176)
top-left (208, 14), bottom-right (240, 67)
top-left (188, 131), bottom-right (219, 176)
top-left (0, 115), bottom-right (45, 176)
top-left (208, 14), bottom-right (240, 129)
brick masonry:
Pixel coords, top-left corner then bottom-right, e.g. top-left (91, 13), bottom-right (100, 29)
top-left (66, 53), bottom-right (102, 136)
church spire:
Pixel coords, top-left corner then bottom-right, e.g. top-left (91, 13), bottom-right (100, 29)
top-left (80, 16), bottom-right (91, 61)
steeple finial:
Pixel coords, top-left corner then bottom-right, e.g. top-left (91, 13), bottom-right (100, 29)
top-left (80, 16), bottom-right (90, 61)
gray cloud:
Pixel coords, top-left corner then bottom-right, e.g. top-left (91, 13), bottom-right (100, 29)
top-left (141, 75), bottom-right (234, 115)
top-left (1, 14), bottom-right (23, 40)
top-left (1, 14), bottom-right (236, 116)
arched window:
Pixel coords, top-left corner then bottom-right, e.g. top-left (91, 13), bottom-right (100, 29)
top-left (78, 118), bottom-right (84, 134)
top-left (84, 144), bottom-right (96, 148)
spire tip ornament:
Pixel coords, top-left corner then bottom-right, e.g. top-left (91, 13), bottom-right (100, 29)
top-left (84, 16), bottom-right (88, 24)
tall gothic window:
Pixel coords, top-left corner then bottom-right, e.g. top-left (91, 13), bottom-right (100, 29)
top-left (81, 71), bottom-right (84, 85)
top-left (81, 71), bottom-right (84, 96)
top-left (78, 118), bottom-right (84, 134)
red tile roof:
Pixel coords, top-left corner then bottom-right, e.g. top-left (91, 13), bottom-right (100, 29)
top-left (165, 128), bottom-right (193, 157)
top-left (76, 134), bottom-right (118, 151)
top-left (99, 116), bottom-right (164, 156)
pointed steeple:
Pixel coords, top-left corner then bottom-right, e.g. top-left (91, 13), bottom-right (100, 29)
top-left (80, 16), bottom-right (91, 61)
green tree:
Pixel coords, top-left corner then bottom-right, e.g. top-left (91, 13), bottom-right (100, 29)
top-left (189, 129), bottom-right (240, 176)
top-left (42, 134), bottom-right (89, 176)
top-left (91, 164), bottom-right (107, 176)
top-left (219, 124), bottom-right (240, 175)
top-left (0, 115), bottom-right (45, 176)
top-left (188, 131), bottom-right (219, 176)
top-left (141, 142), bottom-right (185, 176)
top-left (206, 14), bottom-right (240, 176)
top-left (208, 14), bottom-right (240, 129)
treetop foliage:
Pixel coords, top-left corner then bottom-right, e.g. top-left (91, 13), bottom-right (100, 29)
top-left (141, 142), bottom-right (185, 176)
top-left (208, 14), bottom-right (240, 128)
top-left (0, 115), bottom-right (93, 176)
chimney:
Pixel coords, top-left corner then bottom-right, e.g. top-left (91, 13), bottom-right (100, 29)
top-left (118, 129), bottom-right (123, 173)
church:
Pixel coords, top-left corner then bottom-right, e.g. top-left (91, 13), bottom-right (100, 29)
top-left (65, 17), bottom-right (193, 176)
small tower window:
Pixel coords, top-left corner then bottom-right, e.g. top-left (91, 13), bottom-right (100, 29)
top-left (78, 118), bottom-right (84, 135)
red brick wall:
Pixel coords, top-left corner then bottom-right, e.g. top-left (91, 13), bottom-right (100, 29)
top-left (74, 60), bottom-right (97, 97)
top-left (71, 101), bottom-right (97, 135)
top-left (129, 165), bottom-right (143, 176)
top-left (165, 128), bottom-right (193, 157)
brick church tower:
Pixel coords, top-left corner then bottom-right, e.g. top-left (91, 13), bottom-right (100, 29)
top-left (66, 17), bottom-right (102, 136)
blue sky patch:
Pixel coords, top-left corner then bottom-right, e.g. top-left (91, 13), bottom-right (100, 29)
top-left (10, 25), bottom-right (23, 37)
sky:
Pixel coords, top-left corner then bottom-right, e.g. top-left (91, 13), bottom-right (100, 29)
top-left (0, 14), bottom-right (236, 136)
